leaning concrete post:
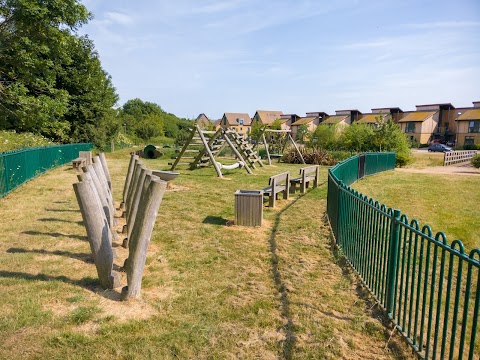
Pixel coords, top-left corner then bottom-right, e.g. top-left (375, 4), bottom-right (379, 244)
top-left (81, 165), bottom-right (114, 231)
top-left (73, 180), bottom-right (120, 289)
top-left (122, 175), bottom-right (166, 300)
top-left (125, 167), bottom-right (151, 246)
top-left (99, 152), bottom-right (112, 191)
top-left (125, 162), bottom-right (143, 220)
top-left (121, 154), bottom-right (138, 210)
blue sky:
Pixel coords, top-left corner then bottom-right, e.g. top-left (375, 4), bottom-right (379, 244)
top-left (79, 0), bottom-right (480, 119)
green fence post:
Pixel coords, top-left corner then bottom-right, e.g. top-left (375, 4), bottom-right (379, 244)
top-left (386, 209), bottom-right (401, 316)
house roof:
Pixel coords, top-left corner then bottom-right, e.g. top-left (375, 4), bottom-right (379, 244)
top-left (291, 117), bottom-right (317, 126)
top-left (356, 114), bottom-right (386, 124)
top-left (457, 109), bottom-right (480, 121)
top-left (254, 110), bottom-right (283, 125)
top-left (322, 115), bottom-right (348, 124)
top-left (371, 107), bottom-right (403, 111)
top-left (196, 113), bottom-right (211, 127)
top-left (398, 111), bottom-right (437, 123)
top-left (223, 113), bottom-right (251, 126)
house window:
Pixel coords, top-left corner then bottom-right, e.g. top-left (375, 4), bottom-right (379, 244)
top-left (465, 136), bottom-right (475, 145)
top-left (240, 127), bottom-right (243, 132)
top-left (238, 118), bottom-right (244, 125)
top-left (247, 127), bottom-right (250, 133)
top-left (468, 121), bottom-right (480, 133)
top-left (405, 122), bottom-right (416, 133)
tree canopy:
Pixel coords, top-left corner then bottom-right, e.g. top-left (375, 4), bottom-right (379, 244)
top-left (0, 0), bottom-right (118, 144)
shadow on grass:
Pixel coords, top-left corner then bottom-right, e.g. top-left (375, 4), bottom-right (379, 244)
top-left (45, 208), bottom-right (80, 213)
top-left (202, 215), bottom-right (228, 225)
top-left (21, 230), bottom-right (87, 241)
top-left (269, 192), bottom-right (307, 359)
top-left (38, 217), bottom-right (84, 225)
top-left (0, 271), bottom-right (123, 301)
top-left (7, 247), bottom-right (92, 262)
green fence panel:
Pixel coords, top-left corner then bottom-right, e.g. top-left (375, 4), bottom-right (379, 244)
top-left (0, 143), bottom-right (93, 198)
top-left (327, 151), bottom-right (479, 359)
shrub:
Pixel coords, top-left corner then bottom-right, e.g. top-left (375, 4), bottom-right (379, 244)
top-left (472, 154), bottom-right (480, 169)
top-left (463, 144), bottom-right (477, 150)
top-left (396, 151), bottom-right (412, 167)
top-left (283, 147), bottom-right (338, 166)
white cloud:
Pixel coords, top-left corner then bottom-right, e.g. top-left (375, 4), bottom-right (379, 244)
top-left (105, 11), bottom-right (134, 25)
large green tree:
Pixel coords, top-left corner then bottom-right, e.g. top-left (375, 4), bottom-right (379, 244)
top-left (0, 0), bottom-right (117, 144)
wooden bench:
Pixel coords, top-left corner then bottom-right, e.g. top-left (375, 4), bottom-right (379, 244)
top-left (263, 172), bottom-right (290, 208)
top-left (290, 165), bottom-right (319, 194)
top-left (72, 157), bottom-right (86, 171)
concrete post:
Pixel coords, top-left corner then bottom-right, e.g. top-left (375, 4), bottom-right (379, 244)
top-left (73, 180), bottom-right (120, 289)
top-left (122, 175), bottom-right (166, 300)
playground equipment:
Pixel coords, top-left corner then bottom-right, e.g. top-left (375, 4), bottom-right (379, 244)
top-left (170, 125), bottom-right (263, 178)
top-left (253, 127), bottom-right (305, 165)
top-left (143, 144), bottom-right (163, 159)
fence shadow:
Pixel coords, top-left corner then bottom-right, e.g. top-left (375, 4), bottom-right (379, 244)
top-left (268, 192), bottom-right (309, 359)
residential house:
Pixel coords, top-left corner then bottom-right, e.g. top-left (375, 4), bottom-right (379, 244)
top-left (212, 119), bottom-right (222, 131)
top-left (290, 112), bottom-right (328, 139)
top-left (321, 109), bottom-right (360, 128)
top-left (195, 113), bottom-right (212, 129)
top-left (415, 103), bottom-right (456, 143)
top-left (455, 101), bottom-right (480, 147)
top-left (398, 110), bottom-right (439, 144)
top-left (252, 110), bottom-right (283, 126)
top-left (221, 113), bottom-right (251, 138)
top-left (355, 112), bottom-right (389, 126)
top-left (371, 107), bottom-right (404, 123)
top-left (279, 114), bottom-right (301, 131)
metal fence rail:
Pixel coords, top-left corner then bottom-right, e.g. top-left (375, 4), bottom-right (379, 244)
top-left (444, 150), bottom-right (477, 166)
top-left (0, 143), bottom-right (93, 198)
top-left (327, 152), bottom-right (479, 359)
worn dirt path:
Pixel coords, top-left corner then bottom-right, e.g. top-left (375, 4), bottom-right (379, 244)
top-left (397, 162), bottom-right (480, 176)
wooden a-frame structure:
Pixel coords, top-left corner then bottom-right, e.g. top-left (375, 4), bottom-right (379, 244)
top-left (170, 125), bottom-right (264, 178)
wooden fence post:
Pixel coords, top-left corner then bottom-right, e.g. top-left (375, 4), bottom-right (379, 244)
top-left (73, 180), bottom-right (120, 289)
top-left (122, 175), bottom-right (166, 300)
top-left (121, 154), bottom-right (138, 210)
top-left (126, 167), bottom-right (151, 245)
top-left (99, 152), bottom-right (112, 191)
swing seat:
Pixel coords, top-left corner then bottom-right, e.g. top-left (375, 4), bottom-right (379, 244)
top-left (270, 154), bottom-right (283, 158)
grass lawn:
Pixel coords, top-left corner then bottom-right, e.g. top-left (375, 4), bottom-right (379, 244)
top-left (0, 148), bottom-right (413, 359)
top-left (352, 170), bottom-right (480, 251)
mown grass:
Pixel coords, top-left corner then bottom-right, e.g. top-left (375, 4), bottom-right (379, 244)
top-left (0, 148), bottom-right (413, 359)
top-left (353, 170), bottom-right (480, 251)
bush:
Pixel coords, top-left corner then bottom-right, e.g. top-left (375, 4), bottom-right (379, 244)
top-left (463, 144), bottom-right (477, 150)
top-left (396, 151), bottom-right (412, 167)
top-left (283, 147), bottom-right (339, 166)
top-left (472, 154), bottom-right (480, 169)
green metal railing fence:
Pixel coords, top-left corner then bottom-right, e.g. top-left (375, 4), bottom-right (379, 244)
top-left (0, 143), bottom-right (93, 198)
top-left (327, 152), bottom-right (479, 359)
